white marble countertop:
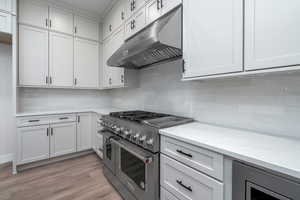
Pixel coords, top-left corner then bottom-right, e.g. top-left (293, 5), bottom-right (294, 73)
top-left (16, 107), bottom-right (124, 117)
top-left (160, 122), bottom-right (300, 180)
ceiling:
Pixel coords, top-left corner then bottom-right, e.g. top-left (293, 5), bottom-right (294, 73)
top-left (52, 0), bottom-right (114, 17)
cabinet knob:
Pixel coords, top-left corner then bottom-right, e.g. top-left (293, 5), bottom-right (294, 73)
top-left (121, 12), bottom-right (125, 20)
top-left (109, 78), bottom-right (112, 85)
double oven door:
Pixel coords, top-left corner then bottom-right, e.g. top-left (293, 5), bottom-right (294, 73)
top-left (102, 130), bottom-right (159, 200)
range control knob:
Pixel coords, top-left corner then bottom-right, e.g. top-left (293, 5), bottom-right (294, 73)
top-left (133, 133), bottom-right (140, 141)
top-left (124, 130), bottom-right (131, 138)
top-left (139, 135), bottom-right (147, 143)
top-left (146, 138), bottom-right (154, 146)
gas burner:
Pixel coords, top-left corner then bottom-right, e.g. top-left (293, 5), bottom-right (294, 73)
top-left (110, 110), bottom-right (169, 123)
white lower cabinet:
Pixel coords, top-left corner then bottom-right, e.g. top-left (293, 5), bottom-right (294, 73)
top-left (161, 154), bottom-right (223, 200)
top-left (17, 125), bottom-right (50, 165)
top-left (76, 113), bottom-right (92, 151)
top-left (161, 187), bottom-right (180, 200)
top-left (50, 122), bottom-right (77, 158)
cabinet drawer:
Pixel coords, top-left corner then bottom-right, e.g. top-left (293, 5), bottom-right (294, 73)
top-left (161, 187), bottom-right (180, 200)
top-left (161, 136), bottom-right (223, 181)
top-left (161, 154), bottom-right (223, 200)
top-left (17, 116), bottom-right (50, 127)
top-left (0, 11), bottom-right (11, 34)
top-left (49, 114), bottom-right (77, 124)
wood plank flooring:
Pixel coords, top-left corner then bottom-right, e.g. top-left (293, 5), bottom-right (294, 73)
top-left (0, 154), bottom-right (123, 200)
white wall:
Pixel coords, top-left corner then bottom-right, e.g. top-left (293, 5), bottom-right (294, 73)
top-left (18, 88), bottom-right (111, 112)
top-left (109, 60), bottom-right (300, 139)
top-left (0, 44), bottom-right (14, 163)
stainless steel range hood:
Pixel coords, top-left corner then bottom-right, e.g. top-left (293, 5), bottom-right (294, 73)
top-left (107, 6), bottom-right (182, 69)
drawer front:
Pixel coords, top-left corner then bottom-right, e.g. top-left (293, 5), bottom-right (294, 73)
top-left (161, 187), bottom-right (180, 200)
top-left (49, 114), bottom-right (77, 124)
top-left (161, 136), bottom-right (223, 181)
top-left (17, 116), bottom-right (50, 127)
top-left (0, 11), bottom-right (11, 34)
top-left (161, 154), bottom-right (223, 200)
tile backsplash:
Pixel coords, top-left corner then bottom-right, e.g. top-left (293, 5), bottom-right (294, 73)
top-left (109, 60), bottom-right (300, 139)
top-left (18, 88), bottom-right (111, 113)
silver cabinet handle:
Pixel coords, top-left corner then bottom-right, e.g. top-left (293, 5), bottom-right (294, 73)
top-left (49, 19), bottom-right (52, 28)
top-left (121, 75), bottom-right (124, 83)
top-left (59, 117), bottom-right (68, 120)
top-left (77, 116), bottom-right (80, 123)
top-left (28, 119), bottom-right (40, 123)
top-left (176, 149), bottom-right (193, 158)
top-left (47, 128), bottom-right (49, 136)
top-left (161, 0), bottom-right (163, 8)
top-left (109, 78), bottom-right (112, 85)
top-left (157, 0), bottom-right (160, 10)
top-left (121, 12), bottom-right (125, 20)
top-left (46, 19), bottom-right (48, 27)
top-left (51, 128), bottom-right (53, 136)
top-left (74, 26), bottom-right (77, 34)
top-left (49, 76), bottom-right (52, 85)
top-left (74, 78), bottom-right (77, 85)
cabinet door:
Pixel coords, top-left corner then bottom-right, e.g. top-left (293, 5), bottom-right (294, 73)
top-left (19, 0), bottom-right (48, 29)
top-left (0, 11), bottom-right (11, 34)
top-left (103, 12), bottom-right (114, 40)
top-left (183, 0), bottom-right (243, 78)
top-left (74, 15), bottom-right (99, 41)
top-left (102, 27), bottom-right (125, 88)
top-left (77, 113), bottom-right (92, 151)
top-left (146, 0), bottom-right (161, 24)
top-left (111, 0), bottom-right (126, 30)
top-left (49, 32), bottom-right (73, 87)
top-left (160, 0), bottom-right (181, 17)
top-left (110, 27), bottom-right (125, 87)
top-left (161, 155), bottom-right (223, 200)
top-left (18, 125), bottom-right (50, 164)
top-left (50, 122), bottom-right (76, 158)
top-left (74, 38), bottom-right (99, 88)
top-left (49, 6), bottom-right (73, 35)
top-left (245, 0), bottom-right (300, 70)
top-left (0, 0), bottom-right (11, 13)
top-left (101, 36), bottom-right (112, 88)
top-left (125, 7), bottom-right (146, 39)
top-left (19, 25), bottom-right (49, 86)
top-left (126, 0), bottom-right (146, 17)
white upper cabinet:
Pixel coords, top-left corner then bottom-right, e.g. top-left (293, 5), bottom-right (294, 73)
top-left (182, 0), bottom-right (243, 78)
top-left (74, 15), bottom-right (99, 41)
top-left (103, 0), bottom-right (126, 40)
top-left (102, 26), bottom-right (125, 88)
top-left (19, 0), bottom-right (49, 29)
top-left (49, 6), bottom-right (74, 35)
top-left (126, 0), bottom-right (146, 16)
top-left (74, 38), bottom-right (99, 88)
top-left (146, 0), bottom-right (181, 24)
top-left (125, 6), bottom-right (146, 39)
top-left (19, 25), bottom-right (49, 86)
top-left (50, 122), bottom-right (77, 158)
top-left (17, 125), bottom-right (50, 164)
top-left (49, 32), bottom-right (74, 87)
top-left (245, 0), bottom-right (300, 71)
top-left (76, 113), bottom-right (92, 151)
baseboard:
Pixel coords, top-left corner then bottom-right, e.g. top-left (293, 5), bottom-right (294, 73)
top-left (0, 153), bottom-right (13, 164)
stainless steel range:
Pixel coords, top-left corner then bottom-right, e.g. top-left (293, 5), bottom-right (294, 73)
top-left (100, 111), bottom-right (193, 200)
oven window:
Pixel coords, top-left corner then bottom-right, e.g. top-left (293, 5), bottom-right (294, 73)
top-left (251, 188), bottom-right (280, 200)
top-left (120, 148), bottom-right (146, 190)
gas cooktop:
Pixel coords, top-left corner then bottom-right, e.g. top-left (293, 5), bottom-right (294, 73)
top-left (109, 110), bottom-right (193, 129)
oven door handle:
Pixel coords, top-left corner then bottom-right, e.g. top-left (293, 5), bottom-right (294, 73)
top-left (111, 138), bottom-right (153, 164)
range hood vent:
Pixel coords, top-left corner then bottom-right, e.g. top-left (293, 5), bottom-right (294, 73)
top-left (107, 6), bottom-right (182, 69)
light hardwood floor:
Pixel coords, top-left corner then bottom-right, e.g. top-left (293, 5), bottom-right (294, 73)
top-left (0, 154), bottom-right (123, 200)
